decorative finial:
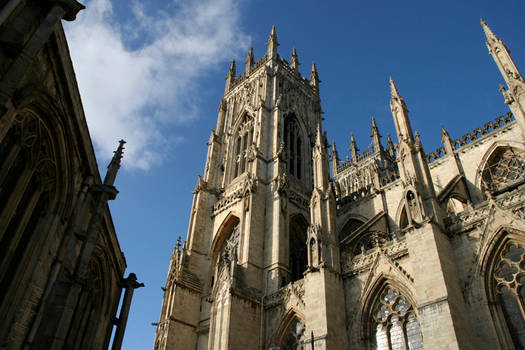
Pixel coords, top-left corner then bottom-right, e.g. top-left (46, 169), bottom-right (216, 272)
top-left (480, 18), bottom-right (496, 41)
top-left (266, 26), bottom-right (279, 57)
top-left (350, 133), bottom-right (358, 162)
top-left (415, 131), bottom-right (422, 148)
top-left (244, 48), bottom-right (254, 75)
top-left (104, 139), bottom-right (126, 186)
top-left (225, 60), bottom-right (236, 92)
top-left (441, 125), bottom-right (454, 154)
top-left (371, 117), bottom-right (382, 152)
top-left (316, 122), bottom-right (323, 144)
top-left (176, 236), bottom-right (182, 250)
top-left (390, 76), bottom-right (400, 97)
top-left (290, 47), bottom-right (300, 71)
top-left (386, 133), bottom-right (395, 157)
top-left (310, 62), bottom-right (320, 90)
top-left (228, 59), bottom-right (236, 76)
top-left (440, 125), bottom-right (449, 138)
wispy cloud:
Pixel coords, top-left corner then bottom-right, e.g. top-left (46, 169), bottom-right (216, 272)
top-left (64, 0), bottom-right (250, 170)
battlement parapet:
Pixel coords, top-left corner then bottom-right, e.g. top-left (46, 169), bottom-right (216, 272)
top-left (337, 146), bottom-right (377, 172)
top-left (427, 112), bottom-right (514, 163)
top-left (452, 112), bottom-right (513, 149)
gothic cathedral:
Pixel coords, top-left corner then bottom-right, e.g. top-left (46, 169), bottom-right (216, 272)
top-left (154, 22), bottom-right (525, 349)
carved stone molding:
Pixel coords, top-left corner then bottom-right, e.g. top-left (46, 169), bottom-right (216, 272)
top-left (213, 174), bottom-right (257, 216)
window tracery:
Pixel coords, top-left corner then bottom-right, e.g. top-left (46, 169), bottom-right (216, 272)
top-left (492, 241), bottom-right (525, 347)
top-left (283, 116), bottom-right (303, 180)
top-left (372, 286), bottom-right (423, 350)
top-left (217, 223), bottom-right (240, 279)
top-left (482, 147), bottom-right (525, 192)
top-left (352, 231), bottom-right (392, 257)
top-left (232, 115), bottom-right (254, 179)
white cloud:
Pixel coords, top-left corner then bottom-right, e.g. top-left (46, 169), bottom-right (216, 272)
top-left (64, 0), bottom-right (250, 170)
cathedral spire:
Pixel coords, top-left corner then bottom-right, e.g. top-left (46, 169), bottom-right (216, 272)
top-left (389, 77), bottom-right (414, 143)
top-left (350, 133), bottom-right (358, 163)
top-left (370, 116), bottom-right (382, 153)
top-left (310, 62), bottom-right (320, 90)
top-left (266, 25), bottom-right (279, 59)
top-left (290, 47), bottom-right (300, 73)
top-left (225, 59), bottom-right (236, 93)
top-left (244, 48), bottom-right (254, 75)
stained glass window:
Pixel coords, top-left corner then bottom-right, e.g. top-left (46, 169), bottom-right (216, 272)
top-left (493, 242), bottom-right (525, 348)
top-left (372, 286), bottom-right (423, 350)
top-left (482, 148), bottom-right (525, 192)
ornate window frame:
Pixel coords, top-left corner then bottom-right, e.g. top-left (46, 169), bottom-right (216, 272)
top-left (483, 229), bottom-right (525, 348)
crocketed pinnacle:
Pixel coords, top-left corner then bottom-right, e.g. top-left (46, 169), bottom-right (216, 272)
top-left (310, 62), bottom-right (320, 89)
top-left (244, 48), bottom-right (254, 74)
top-left (228, 59), bottom-right (236, 76)
top-left (480, 18), bottom-right (497, 42)
top-left (389, 76), bottom-right (400, 98)
top-left (269, 25), bottom-right (278, 43)
top-left (291, 47), bottom-right (300, 70)
top-left (104, 139), bottom-right (125, 186)
top-left (266, 26), bottom-right (279, 57)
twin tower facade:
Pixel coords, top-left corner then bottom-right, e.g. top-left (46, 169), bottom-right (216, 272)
top-left (154, 22), bottom-right (525, 349)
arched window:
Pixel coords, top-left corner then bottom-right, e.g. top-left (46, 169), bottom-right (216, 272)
top-left (491, 240), bottom-right (525, 347)
top-left (372, 286), bottom-right (423, 350)
top-left (289, 215), bottom-right (308, 283)
top-left (283, 116), bottom-right (303, 180)
top-left (0, 112), bottom-right (58, 304)
top-left (64, 254), bottom-right (107, 348)
top-left (232, 115), bottom-right (254, 179)
top-left (281, 318), bottom-right (306, 350)
top-left (482, 147), bottom-right (525, 193)
top-left (215, 222), bottom-right (240, 283)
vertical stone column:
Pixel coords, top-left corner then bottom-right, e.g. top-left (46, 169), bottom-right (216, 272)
top-left (112, 273), bottom-right (144, 350)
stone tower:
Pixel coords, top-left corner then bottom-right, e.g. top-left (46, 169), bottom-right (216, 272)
top-left (155, 22), bottom-right (525, 350)
top-left (153, 27), bottom-right (347, 350)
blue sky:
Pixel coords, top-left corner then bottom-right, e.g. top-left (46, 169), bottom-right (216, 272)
top-left (63, 0), bottom-right (525, 348)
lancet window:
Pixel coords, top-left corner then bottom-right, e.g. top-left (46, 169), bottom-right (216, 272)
top-left (283, 116), bottom-right (303, 180)
top-left (491, 240), bottom-right (525, 347)
top-left (372, 286), bottom-right (423, 350)
top-left (289, 215), bottom-right (308, 283)
top-left (482, 147), bottom-right (525, 193)
top-left (232, 115), bottom-right (254, 179)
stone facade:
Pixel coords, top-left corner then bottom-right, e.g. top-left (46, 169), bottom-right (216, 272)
top-left (154, 22), bottom-right (525, 349)
top-left (0, 1), bottom-right (138, 349)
